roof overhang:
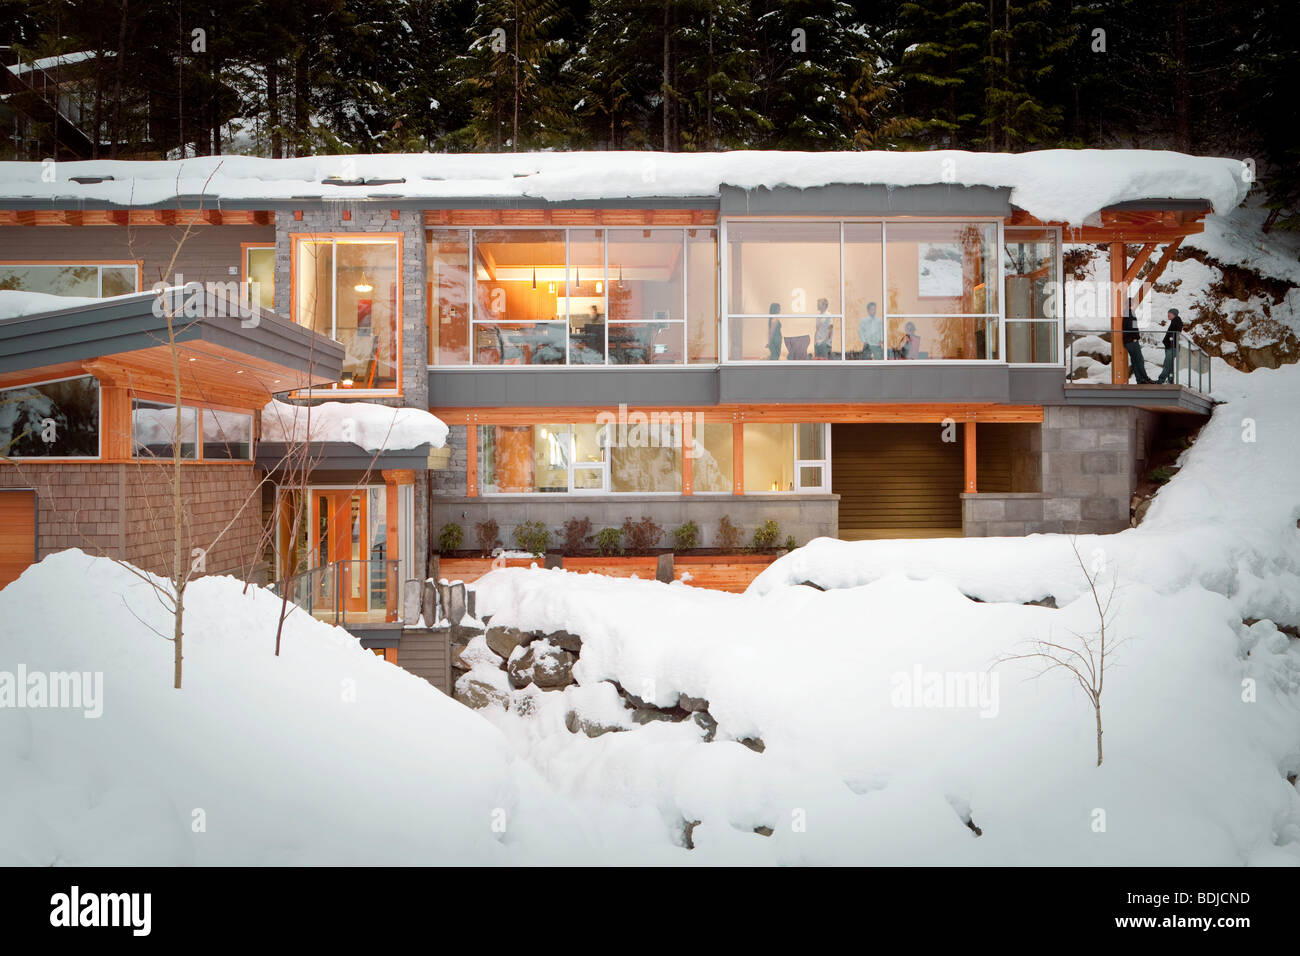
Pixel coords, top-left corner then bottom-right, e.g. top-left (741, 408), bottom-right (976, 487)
top-left (720, 183), bottom-right (1013, 217)
top-left (0, 290), bottom-right (344, 398)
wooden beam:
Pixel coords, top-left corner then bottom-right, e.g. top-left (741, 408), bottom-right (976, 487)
top-left (732, 422), bottom-right (744, 495)
top-left (963, 421), bottom-right (977, 494)
top-left (681, 416), bottom-right (694, 495)
top-left (1133, 237), bottom-right (1184, 308)
top-left (1123, 242), bottom-right (1157, 285)
top-left (1110, 241), bottom-right (1127, 385)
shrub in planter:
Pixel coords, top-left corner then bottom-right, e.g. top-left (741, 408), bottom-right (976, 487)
top-left (716, 514), bottom-right (743, 552)
top-left (513, 520), bottom-right (552, 556)
top-left (622, 516), bottom-right (664, 553)
top-left (437, 522), bottom-right (464, 553)
top-left (595, 526), bottom-right (624, 556)
top-left (784, 534), bottom-right (798, 552)
top-left (752, 519), bottom-right (781, 551)
top-left (562, 516), bottom-right (593, 555)
top-left (672, 520), bottom-right (700, 551)
top-left (475, 518), bottom-right (500, 555)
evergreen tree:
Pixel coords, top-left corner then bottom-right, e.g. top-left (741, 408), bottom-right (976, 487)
top-left (893, 0), bottom-right (987, 148)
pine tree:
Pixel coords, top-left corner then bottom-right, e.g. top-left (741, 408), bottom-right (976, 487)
top-left (979, 0), bottom-right (1070, 151)
top-left (894, 0), bottom-right (987, 148)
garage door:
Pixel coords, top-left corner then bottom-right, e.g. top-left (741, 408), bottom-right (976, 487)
top-left (0, 489), bottom-right (37, 588)
top-left (831, 423), bottom-right (963, 536)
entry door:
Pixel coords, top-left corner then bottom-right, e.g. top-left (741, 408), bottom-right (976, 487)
top-left (313, 490), bottom-right (369, 614)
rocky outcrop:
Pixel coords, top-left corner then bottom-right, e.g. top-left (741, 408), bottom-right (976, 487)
top-left (507, 640), bottom-right (576, 690)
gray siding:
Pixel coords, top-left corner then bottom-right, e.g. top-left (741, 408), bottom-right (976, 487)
top-left (397, 629), bottom-right (451, 695)
top-left (0, 224), bottom-right (274, 289)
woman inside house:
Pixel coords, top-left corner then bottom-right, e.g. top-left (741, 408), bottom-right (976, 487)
top-left (766, 302), bottom-right (783, 360)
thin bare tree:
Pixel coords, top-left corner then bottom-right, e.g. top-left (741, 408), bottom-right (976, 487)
top-left (995, 537), bottom-right (1129, 767)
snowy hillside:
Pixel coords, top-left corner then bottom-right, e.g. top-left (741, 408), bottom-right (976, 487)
top-left (467, 363), bottom-right (1300, 865)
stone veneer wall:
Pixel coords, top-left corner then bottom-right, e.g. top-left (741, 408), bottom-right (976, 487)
top-left (433, 494), bottom-right (839, 551)
top-left (273, 205), bottom-right (431, 582)
top-left (963, 405), bottom-right (1142, 536)
top-left (0, 462), bottom-right (262, 577)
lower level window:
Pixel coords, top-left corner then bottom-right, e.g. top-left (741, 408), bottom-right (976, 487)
top-left (743, 423), bottom-right (828, 493)
top-left (478, 422), bottom-right (683, 494)
top-left (132, 400), bottom-right (252, 460)
top-left (0, 375), bottom-right (100, 457)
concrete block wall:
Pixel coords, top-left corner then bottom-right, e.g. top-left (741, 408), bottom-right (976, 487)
top-left (0, 462), bottom-right (262, 577)
top-left (432, 494), bottom-right (839, 552)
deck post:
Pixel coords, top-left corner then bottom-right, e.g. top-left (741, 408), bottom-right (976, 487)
top-left (1110, 241), bottom-right (1127, 384)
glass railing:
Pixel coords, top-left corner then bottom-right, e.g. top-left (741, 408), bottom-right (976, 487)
top-left (273, 559), bottom-right (403, 626)
top-left (1065, 328), bottom-right (1211, 393)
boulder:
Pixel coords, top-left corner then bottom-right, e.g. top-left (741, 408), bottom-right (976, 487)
top-left (454, 676), bottom-right (508, 710)
top-left (737, 736), bottom-right (765, 754)
top-left (564, 710), bottom-right (625, 738)
top-left (486, 625), bottom-right (531, 660)
top-left (690, 710), bottom-right (718, 742)
top-left (507, 641), bottom-right (576, 690)
top-left (544, 629), bottom-right (583, 653)
top-left (677, 693), bottom-right (709, 713)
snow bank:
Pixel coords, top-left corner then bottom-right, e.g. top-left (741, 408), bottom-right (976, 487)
top-left (261, 398), bottom-right (447, 452)
top-left (0, 149), bottom-right (1249, 227)
top-left (0, 551), bottom-right (676, 864)
top-left (466, 360), bottom-right (1300, 864)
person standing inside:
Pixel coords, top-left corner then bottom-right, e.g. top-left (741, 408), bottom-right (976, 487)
top-left (857, 301), bottom-right (882, 359)
top-left (766, 302), bottom-right (783, 361)
top-left (814, 297), bottom-right (834, 359)
top-left (1156, 307), bottom-right (1184, 384)
top-left (1122, 310), bottom-right (1152, 384)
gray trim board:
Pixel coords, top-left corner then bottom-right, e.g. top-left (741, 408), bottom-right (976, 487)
top-left (428, 366), bottom-right (720, 408)
top-left (255, 440), bottom-right (433, 473)
top-left (1062, 384), bottom-right (1214, 415)
top-left (426, 363), bottom-right (1071, 407)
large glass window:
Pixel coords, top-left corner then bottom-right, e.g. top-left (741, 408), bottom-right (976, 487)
top-left (0, 375), bottom-right (99, 458)
top-left (693, 422), bottom-right (733, 493)
top-left (607, 229), bottom-right (684, 365)
top-left (0, 262), bottom-right (139, 298)
top-left (1004, 227), bottom-right (1061, 364)
top-left (844, 223), bottom-right (884, 360)
top-left (132, 399), bottom-right (197, 459)
top-left (885, 222), bottom-right (998, 360)
top-left (743, 423), bottom-right (828, 493)
top-left (727, 222), bottom-right (841, 361)
top-left (201, 409), bottom-right (253, 460)
top-left (478, 420), bottom-right (683, 494)
top-left (431, 227), bottom-right (718, 367)
top-left (294, 236), bottom-right (400, 390)
top-left (686, 229), bottom-right (718, 363)
top-left (428, 229), bottom-right (470, 366)
top-left (472, 230), bottom-right (568, 366)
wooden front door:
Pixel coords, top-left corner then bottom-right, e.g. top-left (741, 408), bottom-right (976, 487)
top-left (313, 490), bottom-right (370, 615)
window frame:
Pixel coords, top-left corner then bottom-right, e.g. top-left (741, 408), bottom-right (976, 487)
top-left (0, 260), bottom-right (142, 298)
top-left (129, 392), bottom-right (255, 462)
top-left (241, 242), bottom-right (276, 311)
top-left (0, 373), bottom-right (102, 460)
top-left (740, 422), bottom-right (831, 495)
top-left (720, 217), bottom-right (1011, 365)
top-left (1003, 225), bottom-right (1064, 367)
top-left (430, 225), bottom-right (720, 368)
top-left (289, 232), bottom-right (404, 395)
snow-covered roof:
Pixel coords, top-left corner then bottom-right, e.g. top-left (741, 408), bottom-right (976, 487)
top-left (261, 399), bottom-right (447, 452)
top-left (0, 149), bottom-right (1250, 227)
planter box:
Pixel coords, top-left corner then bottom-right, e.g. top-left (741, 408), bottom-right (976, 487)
top-left (436, 556), bottom-right (539, 583)
top-left (561, 555), bottom-right (659, 578)
top-left (673, 552), bottom-right (781, 593)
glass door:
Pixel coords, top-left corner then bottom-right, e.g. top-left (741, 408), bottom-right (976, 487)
top-left (312, 489), bottom-right (370, 616)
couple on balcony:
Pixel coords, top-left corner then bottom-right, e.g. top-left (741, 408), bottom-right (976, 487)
top-left (1123, 307), bottom-right (1184, 385)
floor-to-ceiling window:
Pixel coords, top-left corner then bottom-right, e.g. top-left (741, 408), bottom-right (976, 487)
top-left (724, 219), bottom-right (1012, 362)
top-left (292, 235), bottom-right (401, 391)
top-left (429, 226), bottom-right (719, 366)
top-left (1003, 227), bottom-right (1062, 363)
